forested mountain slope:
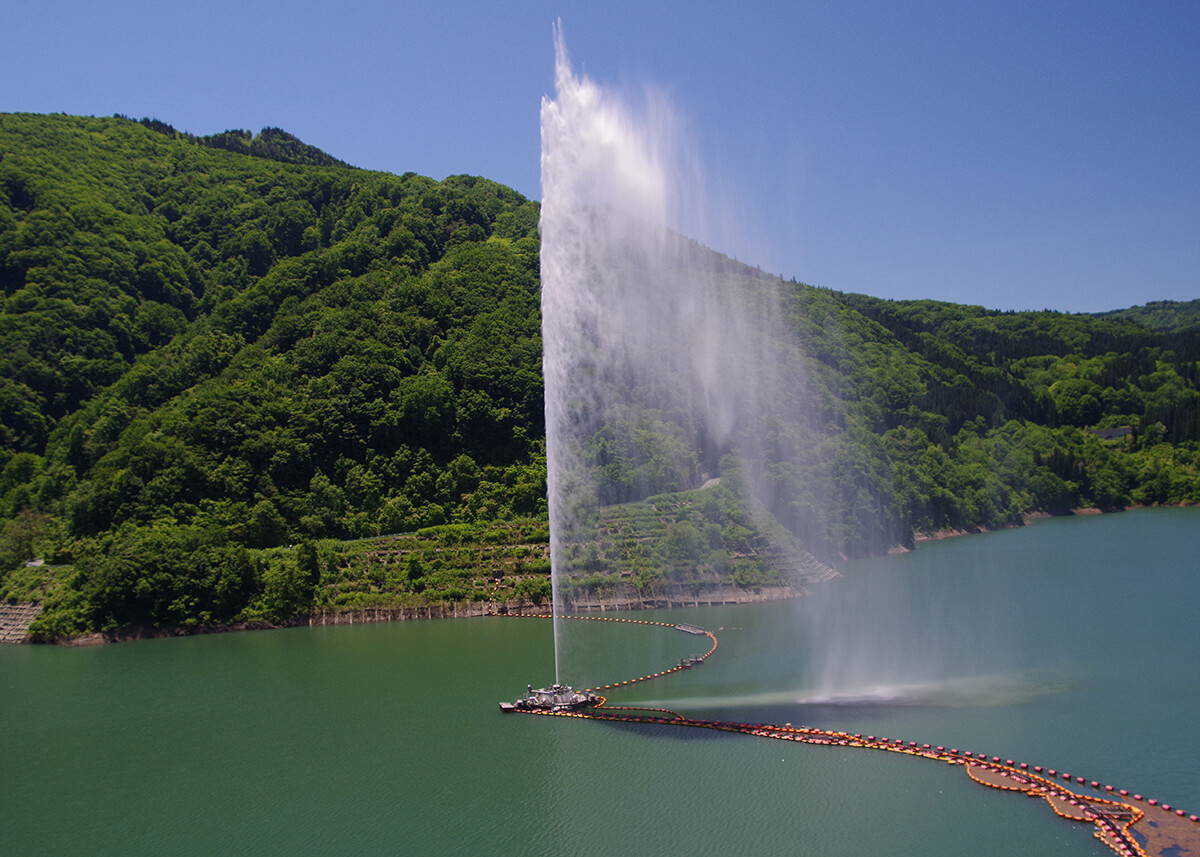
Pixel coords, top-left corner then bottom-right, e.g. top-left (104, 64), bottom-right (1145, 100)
top-left (1094, 298), bottom-right (1200, 335)
top-left (1, 113), bottom-right (1197, 639)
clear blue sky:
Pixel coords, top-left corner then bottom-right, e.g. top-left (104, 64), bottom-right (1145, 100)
top-left (5, 0), bottom-right (1197, 313)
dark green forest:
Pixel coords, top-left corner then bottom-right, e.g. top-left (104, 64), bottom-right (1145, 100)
top-left (1, 113), bottom-right (1197, 640)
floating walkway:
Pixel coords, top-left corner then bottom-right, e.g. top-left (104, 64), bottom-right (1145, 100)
top-left (503, 612), bottom-right (1199, 857)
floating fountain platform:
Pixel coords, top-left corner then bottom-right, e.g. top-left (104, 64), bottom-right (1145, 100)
top-left (500, 684), bottom-right (601, 713)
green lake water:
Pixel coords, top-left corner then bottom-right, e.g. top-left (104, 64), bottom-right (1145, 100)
top-left (3, 507), bottom-right (1198, 856)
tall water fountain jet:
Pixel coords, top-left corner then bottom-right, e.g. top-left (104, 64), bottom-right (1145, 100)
top-left (540, 28), bottom-right (842, 688)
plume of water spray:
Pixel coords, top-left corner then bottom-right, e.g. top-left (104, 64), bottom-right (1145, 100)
top-left (541, 28), bottom-right (675, 682)
top-left (540, 27), bottom-right (839, 687)
top-left (539, 28), bottom-right (1046, 707)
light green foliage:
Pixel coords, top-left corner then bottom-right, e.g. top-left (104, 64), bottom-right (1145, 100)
top-left (1, 113), bottom-right (1197, 636)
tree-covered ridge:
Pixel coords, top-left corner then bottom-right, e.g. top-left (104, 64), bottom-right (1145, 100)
top-left (788, 291), bottom-right (1200, 540)
top-left (1094, 298), bottom-right (1200, 334)
top-left (0, 113), bottom-right (545, 634)
top-left (835, 294), bottom-right (1200, 443)
top-left (123, 116), bottom-right (353, 168)
top-left (0, 112), bottom-right (1197, 640)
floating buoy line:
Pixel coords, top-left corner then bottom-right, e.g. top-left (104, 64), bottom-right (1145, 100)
top-left (497, 612), bottom-right (1198, 857)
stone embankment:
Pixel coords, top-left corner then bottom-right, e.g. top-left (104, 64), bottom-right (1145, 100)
top-left (0, 602), bottom-right (43, 643)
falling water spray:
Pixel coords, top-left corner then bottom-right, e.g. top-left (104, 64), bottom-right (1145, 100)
top-left (539, 27), bottom-right (841, 688)
top-left (540, 27), bottom-right (674, 682)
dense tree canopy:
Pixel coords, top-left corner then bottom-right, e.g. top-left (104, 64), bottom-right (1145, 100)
top-left (1, 113), bottom-right (1197, 638)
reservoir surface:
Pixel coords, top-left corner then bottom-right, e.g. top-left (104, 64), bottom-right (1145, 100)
top-left (3, 507), bottom-right (1197, 856)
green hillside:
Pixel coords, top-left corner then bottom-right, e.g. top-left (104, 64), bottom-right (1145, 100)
top-left (1093, 298), bottom-right (1200, 334)
top-left (1, 113), bottom-right (1198, 640)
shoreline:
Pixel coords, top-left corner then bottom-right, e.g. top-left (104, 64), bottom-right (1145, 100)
top-left (909, 504), bottom-right (1141, 546)
top-left (18, 502), bottom-right (1187, 646)
top-left (44, 583), bottom-right (814, 646)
